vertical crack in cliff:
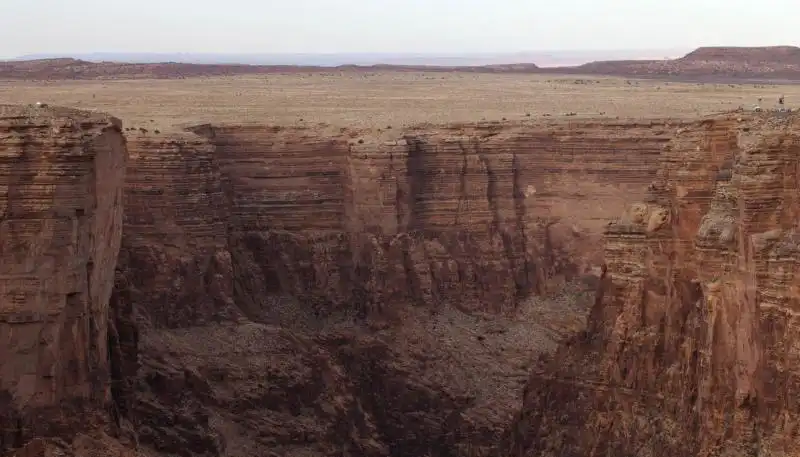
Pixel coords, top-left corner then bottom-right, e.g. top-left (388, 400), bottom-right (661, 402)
top-left (475, 139), bottom-right (501, 235)
top-left (388, 147), bottom-right (405, 232)
top-left (405, 137), bottom-right (426, 232)
top-left (511, 151), bottom-right (532, 297)
top-left (455, 141), bottom-right (470, 227)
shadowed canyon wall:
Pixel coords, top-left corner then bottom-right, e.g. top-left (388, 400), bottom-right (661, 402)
top-left (187, 121), bottom-right (676, 317)
top-left (507, 112), bottom-right (800, 457)
top-left (107, 120), bottom-right (676, 456)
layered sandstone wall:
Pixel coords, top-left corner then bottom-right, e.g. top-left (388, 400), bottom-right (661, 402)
top-left (507, 112), bottom-right (800, 457)
top-left (112, 134), bottom-right (237, 329)
top-left (188, 120), bottom-right (676, 316)
top-left (0, 105), bottom-right (127, 452)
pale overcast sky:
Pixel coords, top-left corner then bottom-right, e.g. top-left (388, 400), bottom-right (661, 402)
top-left (0, 0), bottom-right (797, 57)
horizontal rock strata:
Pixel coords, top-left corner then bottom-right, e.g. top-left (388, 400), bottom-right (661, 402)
top-left (189, 120), bottom-right (676, 317)
top-left (0, 105), bottom-right (127, 453)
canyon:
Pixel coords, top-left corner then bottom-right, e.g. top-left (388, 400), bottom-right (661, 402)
top-left (3, 95), bottom-right (800, 457)
top-left (0, 103), bottom-right (674, 456)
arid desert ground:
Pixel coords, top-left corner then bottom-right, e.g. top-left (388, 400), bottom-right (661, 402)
top-left (2, 72), bottom-right (795, 130)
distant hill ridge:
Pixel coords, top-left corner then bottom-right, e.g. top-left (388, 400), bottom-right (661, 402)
top-left (681, 46), bottom-right (800, 63)
top-left (3, 46), bottom-right (800, 81)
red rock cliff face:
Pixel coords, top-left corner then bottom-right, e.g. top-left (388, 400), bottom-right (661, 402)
top-left (0, 105), bottom-right (127, 452)
top-left (108, 133), bottom-right (240, 456)
top-left (507, 112), bottom-right (800, 457)
top-left (112, 134), bottom-right (237, 328)
top-left (189, 121), bottom-right (675, 316)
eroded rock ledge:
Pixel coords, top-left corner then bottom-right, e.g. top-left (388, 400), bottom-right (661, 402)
top-left (507, 112), bottom-right (800, 457)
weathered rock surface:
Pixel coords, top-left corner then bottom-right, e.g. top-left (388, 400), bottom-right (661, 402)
top-left (114, 133), bottom-right (238, 328)
top-left (189, 121), bottom-right (674, 316)
top-left (0, 105), bottom-right (128, 453)
top-left (506, 111), bottom-right (800, 457)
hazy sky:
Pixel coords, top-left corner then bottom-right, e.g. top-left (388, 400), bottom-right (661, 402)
top-left (1, 0), bottom-right (798, 57)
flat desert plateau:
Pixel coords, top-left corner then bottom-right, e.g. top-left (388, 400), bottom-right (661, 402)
top-left (2, 71), bottom-right (796, 129)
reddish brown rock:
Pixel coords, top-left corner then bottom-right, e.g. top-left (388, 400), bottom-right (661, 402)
top-left (113, 133), bottom-right (237, 328)
top-left (0, 105), bottom-right (127, 452)
top-left (189, 120), bottom-right (675, 317)
top-left (506, 111), bottom-right (800, 457)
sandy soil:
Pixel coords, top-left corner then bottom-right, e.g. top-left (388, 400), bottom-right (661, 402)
top-left (1, 72), bottom-right (797, 132)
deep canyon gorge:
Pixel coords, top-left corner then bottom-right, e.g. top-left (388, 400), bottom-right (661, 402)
top-left (2, 103), bottom-right (800, 457)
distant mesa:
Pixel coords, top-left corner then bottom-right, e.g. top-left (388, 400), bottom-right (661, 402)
top-left (680, 45), bottom-right (800, 63)
top-left (4, 45), bottom-right (800, 81)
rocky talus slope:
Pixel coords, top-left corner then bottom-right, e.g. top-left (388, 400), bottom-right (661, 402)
top-left (507, 111), bottom-right (800, 457)
top-left (3, 103), bottom-right (721, 457)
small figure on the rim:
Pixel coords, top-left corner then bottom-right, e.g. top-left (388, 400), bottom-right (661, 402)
top-left (779, 95), bottom-right (785, 106)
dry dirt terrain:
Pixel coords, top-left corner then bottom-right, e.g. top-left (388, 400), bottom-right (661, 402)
top-left (0, 72), bottom-right (796, 131)
top-left (4, 71), bottom-right (800, 457)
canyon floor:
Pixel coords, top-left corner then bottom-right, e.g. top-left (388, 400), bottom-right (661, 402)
top-left (4, 72), bottom-right (800, 457)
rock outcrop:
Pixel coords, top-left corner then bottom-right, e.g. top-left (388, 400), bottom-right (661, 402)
top-left (507, 111), bottom-right (800, 457)
top-left (0, 105), bottom-right (128, 453)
